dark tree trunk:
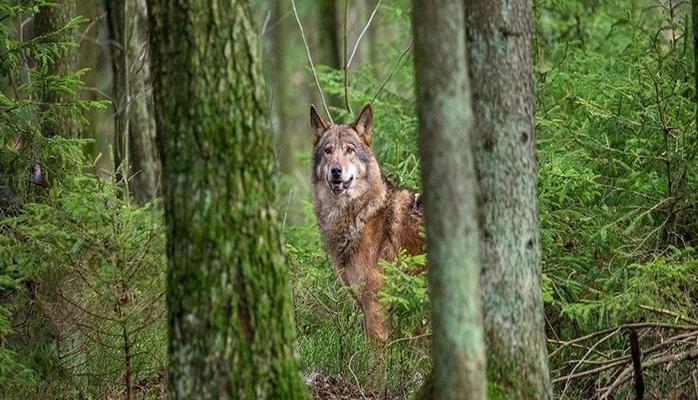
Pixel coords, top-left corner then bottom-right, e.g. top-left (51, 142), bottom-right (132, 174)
top-left (104, 0), bottom-right (160, 204)
top-left (318, 0), bottom-right (342, 69)
top-left (413, 1), bottom-right (486, 398)
top-left (34, 0), bottom-right (78, 138)
top-left (693, 0), bottom-right (698, 132)
top-left (317, 0), bottom-right (344, 111)
top-left (465, 0), bottom-right (552, 397)
top-left (147, 1), bottom-right (308, 398)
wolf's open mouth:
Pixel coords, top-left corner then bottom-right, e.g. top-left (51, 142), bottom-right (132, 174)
top-left (329, 177), bottom-right (353, 195)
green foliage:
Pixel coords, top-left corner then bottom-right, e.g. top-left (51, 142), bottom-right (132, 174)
top-left (0, 0), bottom-right (696, 397)
top-left (379, 251), bottom-right (429, 338)
top-left (316, 0), bottom-right (420, 190)
top-left (536, 0), bottom-right (698, 396)
top-left (0, 270), bottom-right (35, 392)
top-left (1, 2), bottom-right (164, 398)
top-left (1, 173), bottom-right (166, 399)
top-left (285, 202), bottom-right (430, 396)
top-left (303, 0), bottom-right (698, 397)
top-left (0, 0), bottom-right (107, 204)
top-left (286, 4), bottom-right (433, 396)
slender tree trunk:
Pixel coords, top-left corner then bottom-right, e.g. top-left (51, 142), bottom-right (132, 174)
top-left (268, 1), bottom-right (293, 173)
top-left (413, 1), bottom-right (486, 399)
top-left (318, 0), bottom-right (342, 69)
top-left (104, 0), bottom-right (160, 203)
top-left (465, 0), bottom-right (552, 397)
top-left (127, 0), bottom-right (159, 202)
top-left (104, 0), bottom-right (127, 171)
top-left (147, 1), bottom-right (308, 398)
top-left (34, 0), bottom-right (78, 138)
top-left (317, 0), bottom-right (344, 111)
top-left (121, 321), bottom-right (132, 400)
top-left (693, 0), bottom-right (698, 132)
top-left (77, 0), bottom-right (99, 155)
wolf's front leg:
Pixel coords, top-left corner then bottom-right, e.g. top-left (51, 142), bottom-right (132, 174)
top-left (357, 282), bottom-right (387, 341)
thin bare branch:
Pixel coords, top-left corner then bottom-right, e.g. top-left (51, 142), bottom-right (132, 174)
top-left (639, 304), bottom-right (698, 325)
top-left (371, 39), bottom-right (413, 103)
top-left (343, 0), bottom-right (351, 114)
top-left (560, 328), bottom-right (619, 398)
top-left (348, 351), bottom-right (368, 400)
top-left (347, 0), bottom-right (382, 68)
top-left (549, 322), bottom-right (698, 358)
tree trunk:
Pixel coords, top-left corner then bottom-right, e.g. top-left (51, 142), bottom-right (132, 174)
top-left (465, 0), bottom-right (552, 397)
top-left (413, 1), bottom-right (486, 399)
top-left (146, 1), bottom-right (308, 398)
top-left (268, 1), bottom-right (293, 173)
top-left (317, 0), bottom-right (344, 111)
top-left (34, 0), bottom-right (78, 138)
top-left (104, 0), bottom-right (160, 204)
top-left (318, 0), bottom-right (342, 69)
top-left (693, 0), bottom-right (698, 133)
top-left (77, 0), bottom-right (99, 156)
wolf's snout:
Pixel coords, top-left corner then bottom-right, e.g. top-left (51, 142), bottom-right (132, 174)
top-left (330, 165), bottom-right (342, 179)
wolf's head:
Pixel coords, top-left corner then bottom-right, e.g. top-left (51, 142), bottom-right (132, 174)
top-left (310, 104), bottom-right (379, 200)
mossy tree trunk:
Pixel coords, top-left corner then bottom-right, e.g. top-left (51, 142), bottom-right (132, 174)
top-left (146, 1), bottom-right (308, 398)
top-left (465, 0), bottom-right (552, 397)
top-left (693, 0), bottom-right (698, 131)
top-left (34, 0), bottom-right (78, 138)
top-left (104, 0), bottom-right (160, 204)
top-left (413, 1), bottom-right (486, 399)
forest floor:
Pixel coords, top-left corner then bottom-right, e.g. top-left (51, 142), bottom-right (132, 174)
top-left (305, 372), bottom-right (398, 400)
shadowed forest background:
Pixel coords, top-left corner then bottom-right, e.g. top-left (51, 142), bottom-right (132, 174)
top-left (1, 0), bottom-right (698, 399)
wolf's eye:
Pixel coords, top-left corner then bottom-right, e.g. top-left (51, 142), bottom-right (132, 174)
top-left (346, 147), bottom-right (355, 154)
top-left (324, 147), bottom-right (332, 154)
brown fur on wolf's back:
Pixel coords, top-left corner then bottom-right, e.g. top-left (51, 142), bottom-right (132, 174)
top-left (309, 104), bottom-right (424, 340)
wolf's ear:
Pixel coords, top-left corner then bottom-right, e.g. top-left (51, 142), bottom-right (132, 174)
top-left (352, 104), bottom-right (373, 146)
top-left (310, 105), bottom-right (329, 144)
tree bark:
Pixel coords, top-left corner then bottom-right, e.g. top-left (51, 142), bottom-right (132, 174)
top-left (318, 0), bottom-right (342, 69)
top-left (104, 0), bottom-right (160, 204)
top-left (146, 1), bottom-right (308, 398)
top-left (34, 0), bottom-right (78, 138)
top-left (413, 1), bottom-right (486, 399)
top-left (693, 0), bottom-right (698, 133)
top-left (268, 1), bottom-right (293, 173)
top-left (465, 0), bottom-right (553, 397)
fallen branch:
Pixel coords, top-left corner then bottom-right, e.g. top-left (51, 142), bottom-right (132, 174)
top-left (639, 304), bottom-right (698, 325)
top-left (549, 322), bottom-right (698, 357)
top-left (559, 328), bottom-right (619, 398)
top-left (599, 346), bottom-right (698, 399)
top-left (553, 330), bottom-right (698, 383)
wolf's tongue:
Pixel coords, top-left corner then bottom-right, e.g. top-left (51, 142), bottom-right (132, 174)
top-left (330, 185), bottom-right (343, 195)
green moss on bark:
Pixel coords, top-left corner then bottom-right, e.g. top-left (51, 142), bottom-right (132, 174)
top-left (465, 0), bottom-right (553, 398)
top-left (147, 1), bottom-right (308, 398)
top-left (414, 1), bottom-right (487, 399)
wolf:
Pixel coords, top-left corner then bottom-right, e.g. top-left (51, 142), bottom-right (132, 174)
top-left (310, 104), bottom-right (424, 340)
